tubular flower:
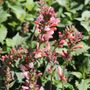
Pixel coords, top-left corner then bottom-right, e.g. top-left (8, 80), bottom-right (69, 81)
top-left (35, 5), bottom-right (60, 42)
top-left (57, 66), bottom-right (67, 81)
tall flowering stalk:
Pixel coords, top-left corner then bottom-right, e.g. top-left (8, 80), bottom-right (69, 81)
top-left (35, 5), bottom-right (60, 42)
top-left (0, 1), bottom-right (84, 90)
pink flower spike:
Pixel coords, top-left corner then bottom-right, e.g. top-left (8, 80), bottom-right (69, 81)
top-left (57, 66), bottom-right (63, 77)
top-left (57, 66), bottom-right (67, 81)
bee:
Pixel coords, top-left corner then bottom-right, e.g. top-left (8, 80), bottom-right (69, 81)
top-left (65, 25), bottom-right (77, 33)
top-left (22, 22), bottom-right (30, 33)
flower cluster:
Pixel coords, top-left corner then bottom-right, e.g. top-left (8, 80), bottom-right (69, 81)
top-left (0, 47), bottom-right (28, 64)
top-left (35, 5), bottom-right (60, 42)
top-left (20, 64), bottom-right (42, 90)
top-left (57, 25), bottom-right (83, 60)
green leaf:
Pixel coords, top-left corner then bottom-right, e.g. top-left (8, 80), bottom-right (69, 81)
top-left (25, 14), bottom-right (34, 21)
top-left (81, 21), bottom-right (90, 32)
top-left (0, 25), bottom-right (7, 43)
top-left (6, 38), bottom-right (13, 47)
top-left (12, 6), bottom-right (26, 21)
top-left (25, 0), bottom-right (34, 11)
top-left (64, 83), bottom-right (75, 90)
top-left (85, 0), bottom-right (90, 5)
top-left (9, 81), bottom-right (15, 88)
top-left (56, 48), bottom-right (67, 54)
top-left (79, 57), bottom-right (90, 76)
top-left (76, 79), bottom-right (90, 90)
top-left (7, 1), bottom-right (26, 21)
top-left (12, 33), bottom-right (25, 47)
top-left (71, 42), bottom-right (90, 56)
top-left (77, 11), bottom-right (90, 32)
top-left (31, 41), bottom-right (37, 48)
top-left (56, 0), bottom-right (70, 10)
top-left (45, 0), bottom-right (53, 5)
top-left (15, 72), bottom-right (24, 83)
top-left (6, 33), bottom-right (28, 47)
top-left (0, 8), bottom-right (10, 23)
top-left (56, 0), bottom-right (67, 7)
top-left (8, 21), bottom-right (18, 27)
top-left (71, 72), bottom-right (82, 79)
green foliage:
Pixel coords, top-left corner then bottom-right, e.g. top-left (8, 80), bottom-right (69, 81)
top-left (25, 0), bottom-right (35, 11)
top-left (76, 79), bottom-right (90, 90)
top-left (0, 25), bottom-right (7, 44)
top-left (76, 10), bottom-right (90, 32)
top-left (71, 42), bottom-right (90, 56)
top-left (0, 7), bottom-right (10, 23)
top-left (71, 72), bottom-right (82, 79)
top-left (6, 33), bottom-right (25, 47)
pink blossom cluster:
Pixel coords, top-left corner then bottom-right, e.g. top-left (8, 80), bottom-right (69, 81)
top-left (35, 5), bottom-right (60, 42)
top-left (20, 64), bottom-right (42, 90)
top-left (57, 26), bottom-right (83, 60)
top-left (0, 47), bottom-right (28, 65)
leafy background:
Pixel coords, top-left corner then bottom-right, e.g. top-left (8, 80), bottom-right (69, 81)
top-left (0, 0), bottom-right (90, 90)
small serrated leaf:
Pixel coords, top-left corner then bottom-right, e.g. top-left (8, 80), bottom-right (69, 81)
top-left (76, 79), bottom-right (90, 90)
top-left (25, 0), bottom-right (34, 11)
top-left (71, 42), bottom-right (90, 56)
top-left (0, 8), bottom-right (10, 23)
top-left (85, 0), bottom-right (90, 5)
top-left (71, 72), bottom-right (82, 79)
top-left (12, 33), bottom-right (25, 47)
top-left (0, 25), bottom-right (7, 43)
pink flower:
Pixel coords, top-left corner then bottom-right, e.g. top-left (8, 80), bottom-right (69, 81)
top-left (0, 56), bottom-right (6, 61)
top-left (22, 71), bottom-right (29, 79)
top-left (44, 41), bottom-right (50, 51)
top-left (49, 17), bottom-right (60, 27)
top-left (29, 62), bottom-right (34, 69)
top-left (61, 50), bottom-right (69, 58)
top-left (47, 66), bottom-right (52, 74)
top-left (72, 44), bottom-right (83, 50)
top-left (22, 86), bottom-right (29, 90)
top-left (58, 39), bottom-right (66, 47)
top-left (19, 64), bottom-right (28, 71)
top-left (34, 50), bottom-right (42, 58)
top-left (57, 66), bottom-right (67, 81)
top-left (44, 26), bottom-right (51, 31)
top-left (36, 14), bottom-right (44, 23)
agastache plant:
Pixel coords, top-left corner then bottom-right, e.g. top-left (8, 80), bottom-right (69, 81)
top-left (0, 1), bottom-right (83, 90)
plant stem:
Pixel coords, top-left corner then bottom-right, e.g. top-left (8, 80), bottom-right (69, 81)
top-left (30, 26), bottom-right (36, 44)
top-left (50, 74), bottom-right (52, 90)
top-left (62, 81), bottom-right (64, 90)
